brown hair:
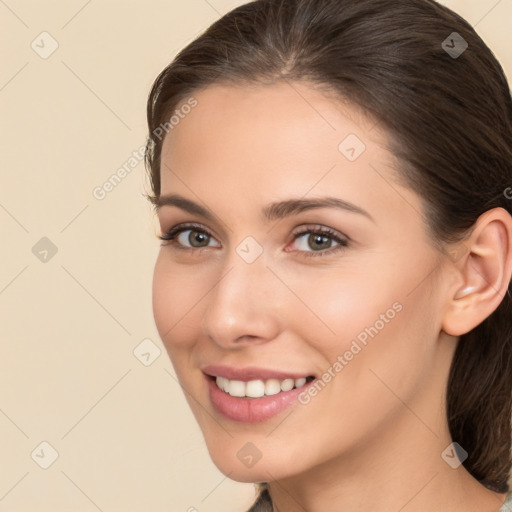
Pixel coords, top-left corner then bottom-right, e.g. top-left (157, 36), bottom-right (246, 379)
top-left (144, 0), bottom-right (512, 495)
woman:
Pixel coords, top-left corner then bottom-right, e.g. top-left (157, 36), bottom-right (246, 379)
top-left (144, 0), bottom-right (512, 510)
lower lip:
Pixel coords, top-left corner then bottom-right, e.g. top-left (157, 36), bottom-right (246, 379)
top-left (206, 375), bottom-right (315, 423)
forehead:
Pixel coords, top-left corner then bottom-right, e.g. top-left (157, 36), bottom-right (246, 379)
top-left (159, 81), bottom-right (408, 219)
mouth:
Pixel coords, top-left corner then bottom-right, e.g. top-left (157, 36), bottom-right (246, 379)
top-left (207, 374), bottom-right (316, 399)
top-left (201, 364), bottom-right (318, 422)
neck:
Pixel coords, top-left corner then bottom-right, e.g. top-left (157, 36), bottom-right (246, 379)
top-left (266, 390), bottom-right (507, 512)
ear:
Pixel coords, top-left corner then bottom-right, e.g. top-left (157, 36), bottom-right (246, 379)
top-left (442, 207), bottom-right (512, 337)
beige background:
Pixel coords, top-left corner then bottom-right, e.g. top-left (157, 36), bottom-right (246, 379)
top-left (0, 1), bottom-right (511, 511)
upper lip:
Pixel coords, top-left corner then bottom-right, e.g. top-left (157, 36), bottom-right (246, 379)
top-left (202, 365), bottom-right (313, 382)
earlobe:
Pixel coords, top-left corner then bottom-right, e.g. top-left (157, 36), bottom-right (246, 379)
top-left (441, 207), bottom-right (512, 337)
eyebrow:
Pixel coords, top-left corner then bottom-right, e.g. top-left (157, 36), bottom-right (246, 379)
top-left (154, 194), bottom-right (374, 223)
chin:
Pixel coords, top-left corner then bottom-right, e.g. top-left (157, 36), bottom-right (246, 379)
top-left (221, 468), bottom-right (269, 484)
top-left (206, 445), bottom-right (299, 484)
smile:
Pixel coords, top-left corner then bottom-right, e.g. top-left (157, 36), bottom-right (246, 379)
top-left (214, 376), bottom-right (314, 398)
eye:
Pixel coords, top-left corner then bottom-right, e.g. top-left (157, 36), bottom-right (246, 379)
top-left (158, 223), bottom-right (349, 258)
top-left (158, 223), bottom-right (220, 250)
top-left (288, 225), bottom-right (349, 258)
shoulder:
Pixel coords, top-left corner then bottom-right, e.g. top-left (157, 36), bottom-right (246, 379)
top-left (498, 491), bottom-right (512, 511)
top-left (245, 484), bottom-right (273, 512)
top-left (245, 487), bottom-right (512, 511)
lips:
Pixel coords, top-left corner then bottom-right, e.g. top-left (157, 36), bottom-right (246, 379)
top-left (202, 364), bottom-right (314, 382)
top-left (201, 364), bottom-right (317, 422)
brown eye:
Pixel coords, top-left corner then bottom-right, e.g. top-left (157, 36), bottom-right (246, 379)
top-left (184, 230), bottom-right (210, 247)
top-left (158, 223), bottom-right (220, 250)
top-left (289, 226), bottom-right (349, 258)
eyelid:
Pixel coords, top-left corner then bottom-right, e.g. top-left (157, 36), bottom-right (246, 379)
top-left (158, 222), bottom-right (349, 257)
top-left (287, 224), bottom-right (349, 258)
top-left (158, 222), bottom-right (219, 246)
top-left (290, 224), bottom-right (349, 241)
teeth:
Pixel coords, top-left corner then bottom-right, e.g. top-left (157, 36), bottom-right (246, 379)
top-left (246, 379), bottom-right (265, 398)
top-left (216, 376), bottom-right (226, 392)
top-left (228, 380), bottom-right (246, 397)
top-left (295, 377), bottom-right (306, 388)
top-left (215, 376), bottom-right (310, 398)
top-left (265, 379), bottom-right (281, 396)
top-left (280, 378), bottom-right (295, 392)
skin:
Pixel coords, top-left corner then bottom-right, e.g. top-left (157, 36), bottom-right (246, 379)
top-left (152, 81), bottom-right (512, 512)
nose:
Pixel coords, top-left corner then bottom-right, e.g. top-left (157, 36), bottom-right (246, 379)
top-left (200, 252), bottom-right (283, 349)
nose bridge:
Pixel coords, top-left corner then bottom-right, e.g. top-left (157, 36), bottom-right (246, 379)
top-left (201, 243), bottom-right (281, 345)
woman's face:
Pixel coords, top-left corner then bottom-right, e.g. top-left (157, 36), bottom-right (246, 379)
top-left (152, 81), bottom-right (456, 482)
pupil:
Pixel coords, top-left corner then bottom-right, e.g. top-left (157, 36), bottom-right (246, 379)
top-left (190, 231), bottom-right (208, 247)
top-left (311, 234), bottom-right (330, 250)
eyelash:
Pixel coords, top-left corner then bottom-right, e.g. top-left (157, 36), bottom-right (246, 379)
top-left (158, 223), bottom-right (349, 258)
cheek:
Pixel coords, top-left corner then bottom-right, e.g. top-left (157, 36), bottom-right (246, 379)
top-left (288, 265), bottom-right (398, 351)
top-left (330, 277), bottom-right (437, 412)
top-left (152, 254), bottom-right (205, 350)
top-left (295, 264), bottom-right (432, 392)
